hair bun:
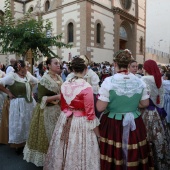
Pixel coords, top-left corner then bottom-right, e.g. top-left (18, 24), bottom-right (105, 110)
top-left (71, 57), bottom-right (87, 73)
top-left (113, 49), bottom-right (133, 68)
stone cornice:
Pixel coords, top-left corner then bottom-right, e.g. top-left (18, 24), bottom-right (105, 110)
top-left (14, 0), bottom-right (33, 4)
top-left (113, 7), bottom-right (138, 23)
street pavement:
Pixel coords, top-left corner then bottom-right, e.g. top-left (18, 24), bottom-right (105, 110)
top-left (0, 144), bottom-right (43, 170)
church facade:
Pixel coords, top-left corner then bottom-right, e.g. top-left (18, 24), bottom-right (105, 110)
top-left (0, 0), bottom-right (146, 64)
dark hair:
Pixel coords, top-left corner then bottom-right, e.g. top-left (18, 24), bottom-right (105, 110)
top-left (1, 64), bottom-right (6, 72)
top-left (13, 60), bottom-right (26, 72)
top-left (67, 62), bottom-right (73, 72)
top-left (165, 72), bottom-right (170, 80)
top-left (71, 57), bottom-right (87, 73)
top-left (138, 64), bottom-right (143, 70)
top-left (38, 62), bottom-right (43, 70)
top-left (161, 66), bottom-right (167, 74)
top-left (46, 57), bottom-right (57, 70)
top-left (113, 50), bottom-right (132, 69)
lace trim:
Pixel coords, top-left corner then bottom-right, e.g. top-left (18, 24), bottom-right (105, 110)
top-left (23, 143), bottom-right (46, 167)
top-left (61, 79), bottom-right (91, 105)
top-left (110, 76), bottom-right (144, 98)
top-left (86, 117), bottom-right (100, 130)
top-left (40, 73), bottom-right (62, 93)
top-left (40, 96), bottom-right (47, 109)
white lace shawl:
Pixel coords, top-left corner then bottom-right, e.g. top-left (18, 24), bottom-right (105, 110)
top-left (98, 73), bottom-right (148, 102)
top-left (61, 79), bottom-right (91, 105)
top-left (141, 75), bottom-right (164, 108)
top-left (40, 73), bottom-right (63, 109)
top-left (0, 72), bottom-right (38, 101)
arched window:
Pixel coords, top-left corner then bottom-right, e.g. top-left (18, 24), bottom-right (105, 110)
top-left (120, 0), bottom-right (132, 10)
top-left (68, 22), bottom-right (74, 43)
top-left (45, 0), bottom-right (50, 12)
top-left (28, 7), bottom-right (33, 13)
top-left (140, 37), bottom-right (143, 53)
top-left (96, 23), bottom-right (101, 44)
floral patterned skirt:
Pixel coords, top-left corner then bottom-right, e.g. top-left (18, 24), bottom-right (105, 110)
top-left (23, 104), bottom-right (60, 167)
top-left (43, 112), bottom-right (100, 170)
top-left (100, 114), bottom-right (154, 170)
top-left (142, 108), bottom-right (170, 170)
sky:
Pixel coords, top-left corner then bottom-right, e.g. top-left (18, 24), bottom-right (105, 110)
top-left (146, 0), bottom-right (170, 53)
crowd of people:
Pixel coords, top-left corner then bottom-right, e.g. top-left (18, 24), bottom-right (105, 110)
top-left (0, 49), bottom-right (170, 170)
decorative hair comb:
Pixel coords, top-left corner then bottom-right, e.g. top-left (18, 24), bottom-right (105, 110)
top-left (79, 55), bottom-right (89, 66)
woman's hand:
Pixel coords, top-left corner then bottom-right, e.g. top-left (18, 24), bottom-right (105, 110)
top-left (7, 91), bottom-right (15, 99)
top-left (93, 126), bottom-right (100, 145)
top-left (46, 94), bottom-right (61, 103)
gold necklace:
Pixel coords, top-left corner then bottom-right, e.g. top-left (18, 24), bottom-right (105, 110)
top-left (50, 74), bottom-right (58, 81)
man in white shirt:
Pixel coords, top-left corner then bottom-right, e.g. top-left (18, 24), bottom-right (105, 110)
top-left (6, 58), bottom-right (16, 74)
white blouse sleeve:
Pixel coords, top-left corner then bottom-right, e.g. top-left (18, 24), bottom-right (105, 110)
top-left (98, 77), bottom-right (110, 102)
top-left (27, 72), bottom-right (39, 85)
top-left (140, 80), bottom-right (150, 100)
top-left (0, 73), bottom-right (14, 86)
top-left (6, 66), bottom-right (14, 74)
top-left (91, 72), bottom-right (100, 94)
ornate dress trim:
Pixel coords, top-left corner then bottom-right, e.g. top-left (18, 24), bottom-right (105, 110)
top-left (110, 74), bottom-right (145, 98)
top-left (39, 73), bottom-right (62, 108)
top-left (39, 73), bottom-right (62, 94)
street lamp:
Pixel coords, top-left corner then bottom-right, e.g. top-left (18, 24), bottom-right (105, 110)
top-left (158, 39), bottom-right (163, 47)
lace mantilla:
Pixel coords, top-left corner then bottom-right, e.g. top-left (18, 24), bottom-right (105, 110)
top-left (40, 73), bottom-right (62, 94)
top-left (86, 117), bottom-right (100, 130)
top-left (61, 79), bottom-right (91, 105)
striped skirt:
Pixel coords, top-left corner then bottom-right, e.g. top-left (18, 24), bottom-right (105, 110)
top-left (100, 114), bottom-right (154, 170)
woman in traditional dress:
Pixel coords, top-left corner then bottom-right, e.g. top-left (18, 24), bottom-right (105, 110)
top-left (163, 71), bottom-right (170, 124)
top-left (44, 57), bottom-right (100, 170)
top-left (23, 57), bottom-right (62, 166)
top-left (0, 60), bottom-right (38, 151)
top-left (141, 59), bottom-right (170, 169)
top-left (129, 60), bottom-right (142, 78)
top-left (129, 60), bottom-right (138, 75)
top-left (97, 49), bottom-right (154, 170)
top-left (0, 69), bottom-right (6, 126)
